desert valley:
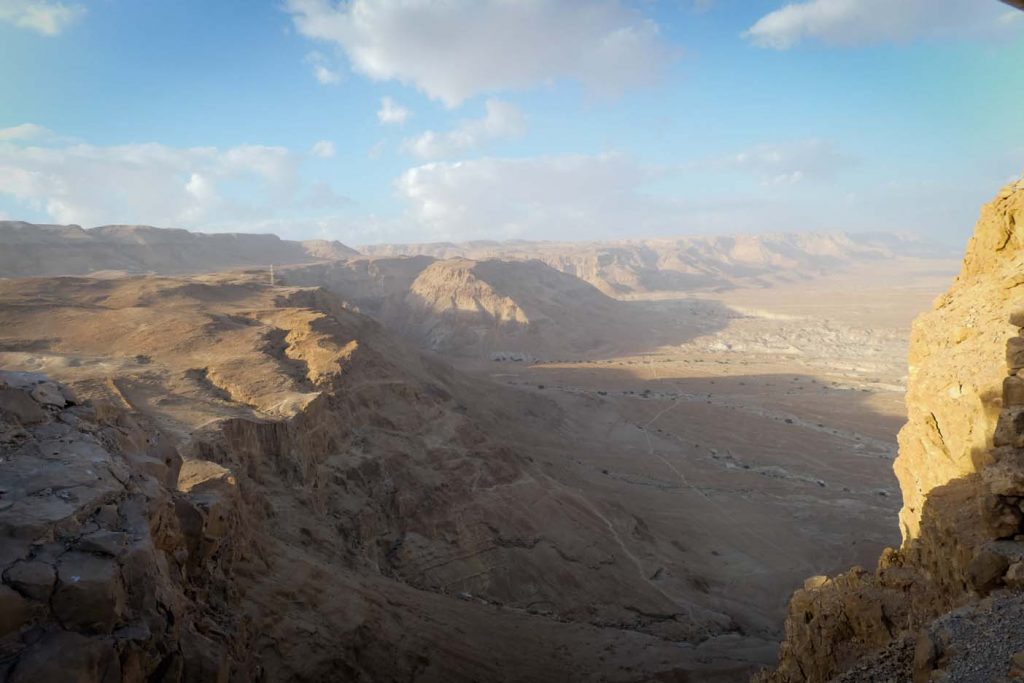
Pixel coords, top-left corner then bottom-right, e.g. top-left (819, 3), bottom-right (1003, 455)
top-left (3, 1), bottom-right (1024, 681)
top-left (0, 214), bottom-right (968, 681)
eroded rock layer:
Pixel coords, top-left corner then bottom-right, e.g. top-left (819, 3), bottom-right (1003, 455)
top-left (0, 275), bottom-right (772, 681)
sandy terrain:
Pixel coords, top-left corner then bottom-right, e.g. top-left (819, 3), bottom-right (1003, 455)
top-left (452, 258), bottom-right (961, 642)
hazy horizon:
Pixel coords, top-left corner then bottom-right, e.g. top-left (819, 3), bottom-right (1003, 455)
top-left (1, 0), bottom-right (1022, 246)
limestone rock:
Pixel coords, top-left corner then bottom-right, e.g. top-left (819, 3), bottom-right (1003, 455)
top-left (967, 547), bottom-right (1009, 593)
top-left (4, 560), bottom-right (56, 601)
top-left (0, 583), bottom-right (30, 636)
top-left (1005, 376), bottom-right (1024, 406)
top-left (759, 180), bottom-right (1024, 681)
top-left (77, 530), bottom-right (129, 557)
top-left (7, 631), bottom-right (119, 683)
top-left (912, 629), bottom-right (939, 683)
top-left (0, 388), bottom-right (46, 424)
top-left (1006, 561), bottom-right (1024, 589)
top-left (1011, 650), bottom-right (1024, 679)
top-left (803, 575), bottom-right (828, 590)
top-left (1009, 338), bottom-right (1024, 374)
top-left (29, 382), bottom-right (66, 408)
top-left (995, 408), bottom-right (1024, 448)
top-left (52, 552), bottom-right (126, 633)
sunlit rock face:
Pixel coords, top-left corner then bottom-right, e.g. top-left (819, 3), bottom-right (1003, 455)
top-left (895, 179), bottom-right (1024, 542)
top-left (757, 179), bottom-right (1024, 683)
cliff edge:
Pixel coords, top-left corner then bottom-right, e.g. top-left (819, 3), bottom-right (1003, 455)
top-left (756, 177), bottom-right (1024, 682)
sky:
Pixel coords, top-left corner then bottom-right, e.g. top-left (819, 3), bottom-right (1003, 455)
top-left (0, 0), bottom-right (1022, 247)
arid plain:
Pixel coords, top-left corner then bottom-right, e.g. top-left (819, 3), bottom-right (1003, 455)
top-left (453, 257), bottom-right (959, 636)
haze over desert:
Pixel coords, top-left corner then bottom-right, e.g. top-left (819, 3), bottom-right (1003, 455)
top-left (1, 1), bottom-right (1023, 682)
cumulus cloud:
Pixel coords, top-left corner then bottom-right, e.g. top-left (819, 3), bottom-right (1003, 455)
top-left (405, 99), bottom-right (525, 160)
top-left (746, 0), bottom-right (1019, 49)
top-left (388, 148), bottom-right (884, 242)
top-left (0, 0), bottom-right (85, 36)
top-left (284, 0), bottom-right (673, 107)
top-left (0, 123), bottom-right (55, 142)
top-left (0, 132), bottom-right (301, 228)
top-left (709, 139), bottom-right (852, 185)
top-left (310, 139), bottom-right (336, 158)
top-left (376, 97), bottom-right (410, 125)
top-left (305, 51), bottom-right (341, 85)
top-left (395, 154), bottom-right (674, 240)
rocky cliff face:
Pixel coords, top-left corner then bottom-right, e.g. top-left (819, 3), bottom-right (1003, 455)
top-left (757, 178), bottom-right (1024, 682)
top-left (281, 256), bottom-right (650, 359)
top-left (0, 274), bottom-right (767, 681)
top-left (0, 371), bottom-right (257, 681)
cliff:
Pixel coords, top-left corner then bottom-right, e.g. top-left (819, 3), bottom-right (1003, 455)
top-left (281, 256), bottom-right (654, 359)
top-left (0, 273), bottom-right (771, 681)
top-left (756, 178), bottom-right (1024, 682)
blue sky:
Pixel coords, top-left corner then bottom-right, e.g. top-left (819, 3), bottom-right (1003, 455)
top-left (0, 0), bottom-right (1022, 246)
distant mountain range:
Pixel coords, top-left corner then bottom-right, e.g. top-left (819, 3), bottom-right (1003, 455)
top-left (0, 221), bottom-right (358, 278)
top-left (1, 221), bottom-right (956, 297)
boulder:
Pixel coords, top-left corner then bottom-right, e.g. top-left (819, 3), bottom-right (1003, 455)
top-left (0, 584), bottom-right (31, 636)
top-left (52, 552), bottom-right (126, 633)
top-left (77, 530), bottom-right (129, 557)
top-left (1009, 337), bottom-right (1024, 373)
top-left (967, 547), bottom-right (1010, 594)
top-left (7, 630), bottom-right (120, 683)
top-left (29, 382), bottom-right (66, 408)
top-left (1011, 651), bottom-right (1024, 680)
top-left (4, 560), bottom-right (56, 601)
top-left (1005, 561), bottom-right (1024, 590)
top-left (995, 408), bottom-right (1024, 448)
top-left (1006, 376), bottom-right (1024, 407)
top-left (0, 389), bottom-right (46, 424)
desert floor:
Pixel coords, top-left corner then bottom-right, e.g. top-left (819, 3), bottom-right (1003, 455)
top-left (455, 258), bottom-right (959, 638)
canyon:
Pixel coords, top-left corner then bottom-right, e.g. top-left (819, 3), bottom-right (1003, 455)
top-left (1, 184), bottom-right (1017, 681)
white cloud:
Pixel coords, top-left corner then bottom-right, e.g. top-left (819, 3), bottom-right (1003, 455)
top-left (305, 51), bottom-right (341, 85)
top-left (405, 99), bottom-right (525, 160)
top-left (0, 0), bottom-right (85, 36)
top-left (746, 0), bottom-right (1019, 49)
top-left (0, 123), bottom-right (55, 141)
top-left (709, 139), bottom-right (852, 185)
top-left (313, 64), bottom-right (340, 84)
top-left (395, 154), bottom-right (672, 240)
top-left (377, 97), bottom-right (410, 125)
top-left (0, 132), bottom-right (301, 228)
top-left (285, 0), bottom-right (673, 107)
top-left (310, 139), bottom-right (336, 158)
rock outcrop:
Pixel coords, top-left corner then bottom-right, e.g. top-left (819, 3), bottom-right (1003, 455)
top-left (0, 371), bottom-right (256, 682)
top-left (756, 178), bottom-right (1024, 682)
top-left (282, 256), bottom-right (651, 359)
top-left (0, 273), bottom-right (770, 681)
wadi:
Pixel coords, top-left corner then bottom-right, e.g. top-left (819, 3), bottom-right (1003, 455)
top-left (2, 1), bottom-right (1023, 681)
top-left (0, 199), bottom-right (986, 681)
